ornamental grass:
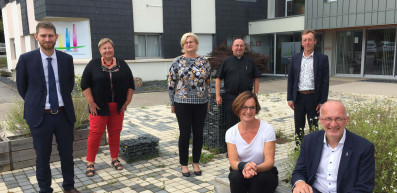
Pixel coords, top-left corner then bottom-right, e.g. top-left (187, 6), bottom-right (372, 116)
top-left (286, 98), bottom-right (397, 192)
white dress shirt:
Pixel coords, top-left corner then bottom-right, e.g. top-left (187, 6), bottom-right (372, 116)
top-left (40, 49), bottom-right (65, 109)
top-left (298, 52), bottom-right (315, 91)
top-left (313, 129), bottom-right (346, 193)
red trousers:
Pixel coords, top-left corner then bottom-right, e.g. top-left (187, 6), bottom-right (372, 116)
top-left (86, 102), bottom-right (124, 162)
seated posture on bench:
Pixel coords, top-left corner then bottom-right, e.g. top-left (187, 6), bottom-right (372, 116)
top-left (226, 91), bottom-right (278, 193)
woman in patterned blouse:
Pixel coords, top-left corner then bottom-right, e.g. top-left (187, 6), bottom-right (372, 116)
top-left (168, 32), bottom-right (211, 177)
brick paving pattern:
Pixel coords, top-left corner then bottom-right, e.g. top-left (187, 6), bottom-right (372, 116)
top-left (1, 90), bottom-right (395, 193)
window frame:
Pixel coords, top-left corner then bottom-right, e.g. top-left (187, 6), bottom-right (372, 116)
top-left (134, 34), bottom-right (162, 59)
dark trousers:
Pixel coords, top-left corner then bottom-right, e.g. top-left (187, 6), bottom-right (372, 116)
top-left (294, 93), bottom-right (319, 145)
top-left (174, 102), bottom-right (207, 165)
top-left (30, 112), bottom-right (75, 193)
top-left (224, 94), bottom-right (239, 130)
top-left (228, 167), bottom-right (278, 193)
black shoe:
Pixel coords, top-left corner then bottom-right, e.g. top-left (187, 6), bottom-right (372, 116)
top-left (194, 170), bottom-right (202, 176)
top-left (181, 166), bottom-right (190, 177)
top-left (192, 163), bottom-right (202, 176)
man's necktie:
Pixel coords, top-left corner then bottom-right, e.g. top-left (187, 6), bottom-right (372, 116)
top-left (47, 57), bottom-right (59, 113)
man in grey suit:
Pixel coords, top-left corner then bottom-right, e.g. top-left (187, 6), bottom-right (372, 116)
top-left (16, 22), bottom-right (79, 193)
top-left (287, 29), bottom-right (329, 146)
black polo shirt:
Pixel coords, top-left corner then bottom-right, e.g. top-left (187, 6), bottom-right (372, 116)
top-left (215, 55), bottom-right (261, 95)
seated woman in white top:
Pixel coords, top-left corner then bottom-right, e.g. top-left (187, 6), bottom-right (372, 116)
top-left (225, 91), bottom-right (278, 193)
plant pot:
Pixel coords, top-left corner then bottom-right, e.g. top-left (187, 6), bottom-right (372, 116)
top-left (3, 127), bottom-right (107, 171)
top-left (0, 137), bottom-right (10, 172)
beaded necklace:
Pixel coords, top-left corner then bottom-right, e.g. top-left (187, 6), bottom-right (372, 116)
top-left (102, 58), bottom-right (113, 67)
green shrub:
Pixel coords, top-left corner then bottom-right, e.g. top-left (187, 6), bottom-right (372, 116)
top-left (285, 141), bottom-right (300, 183)
top-left (5, 100), bottom-right (30, 136)
top-left (4, 75), bottom-right (89, 136)
top-left (207, 42), bottom-right (269, 73)
top-left (346, 99), bottom-right (397, 193)
top-left (188, 152), bottom-right (215, 165)
top-left (72, 97), bottom-right (89, 129)
top-left (0, 70), bottom-right (12, 77)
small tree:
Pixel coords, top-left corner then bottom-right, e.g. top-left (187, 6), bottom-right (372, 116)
top-left (207, 42), bottom-right (269, 73)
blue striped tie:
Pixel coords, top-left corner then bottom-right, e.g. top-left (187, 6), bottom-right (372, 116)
top-left (47, 57), bottom-right (59, 113)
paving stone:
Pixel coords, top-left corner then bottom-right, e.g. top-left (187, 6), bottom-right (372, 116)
top-left (5, 182), bottom-right (19, 189)
top-left (134, 186), bottom-right (146, 192)
top-left (3, 91), bottom-right (392, 193)
top-left (101, 184), bottom-right (117, 192)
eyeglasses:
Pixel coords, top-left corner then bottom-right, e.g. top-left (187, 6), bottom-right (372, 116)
top-left (241, 106), bottom-right (256, 111)
top-left (321, 117), bottom-right (347, 123)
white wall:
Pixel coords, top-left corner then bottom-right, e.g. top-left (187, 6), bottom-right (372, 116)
top-left (74, 59), bottom-right (173, 81)
top-left (128, 59), bottom-right (172, 81)
top-left (324, 31), bottom-right (336, 76)
top-left (191, 0), bottom-right (216, 34)
top-left (267, 0), bottom-right (275, 19)
top-left (132, 0), bottom-right (163, 33)
top-left (3, 1), bottom-right (24, 70)
top-left (2, 6), bottom-right (11, 71)
top-left (26, 0), bottom-right (37, 34)
top-left (249, 16), bottom-right (305, 35)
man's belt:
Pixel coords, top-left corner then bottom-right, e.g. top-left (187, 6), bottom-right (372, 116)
top-left (44, 106), bottom-right (65, 114)
top-left (298, 90), bottom-right (315, 95)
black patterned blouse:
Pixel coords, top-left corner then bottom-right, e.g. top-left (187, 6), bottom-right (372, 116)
top-left (168, 55), bottom-right (211, 105)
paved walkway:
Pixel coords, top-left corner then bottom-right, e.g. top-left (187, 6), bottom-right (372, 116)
top-left (0, 77), bottom-right (396, 192)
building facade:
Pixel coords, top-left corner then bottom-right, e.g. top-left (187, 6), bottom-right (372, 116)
top-left (2, 0), bottom-right (397, 80)
top-left (250, 0), bottom-right (397, 79)
top-left (1, 0), bottom-right (266, 80)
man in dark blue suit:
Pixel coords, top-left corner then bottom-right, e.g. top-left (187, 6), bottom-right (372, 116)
top-left (16, 22), bottom-right (80, 193)
top-left (287, 29), bottom-right (329, 145)
top-left (292, 100), bottom-right (375, 193)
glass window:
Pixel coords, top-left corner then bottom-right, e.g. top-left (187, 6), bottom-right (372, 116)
top-left (365, 28), bottom-right (396, 76)
top-left (134, 34), bottom-right (161, 58)
top-left (250, 34), bottom-right (274, 74)
top-left (276, 33), bottom-right (302, 75)
top-left (196, 34), bottom-right (213, 56)
top-left (287, 0), bottom-right (305, 16)
top-left (276, 0), bottom-right (305, 17)
top-left (336, 31), bottom-right (363, 74)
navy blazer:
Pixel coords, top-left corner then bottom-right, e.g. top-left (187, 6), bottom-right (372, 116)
top-left (287, 52), bottom-right (329, 105)
top-left (292, 129), bottom-right (375, 193)
top-left (16, 49), bottom-right (76, 127)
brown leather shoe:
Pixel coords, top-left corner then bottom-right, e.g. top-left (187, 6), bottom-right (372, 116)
top-left (64, 188), bottom-right (80, 193)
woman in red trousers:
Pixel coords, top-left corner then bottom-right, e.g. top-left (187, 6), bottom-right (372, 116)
top-left (81, 38), bottom-right (134, 177)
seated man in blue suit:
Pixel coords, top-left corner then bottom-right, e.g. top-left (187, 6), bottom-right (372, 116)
top-left (292, 100), bottom-right (374, 193)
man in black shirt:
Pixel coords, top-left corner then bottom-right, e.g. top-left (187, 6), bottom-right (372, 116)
top-left (215, 39), bottom-right (261, 130)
